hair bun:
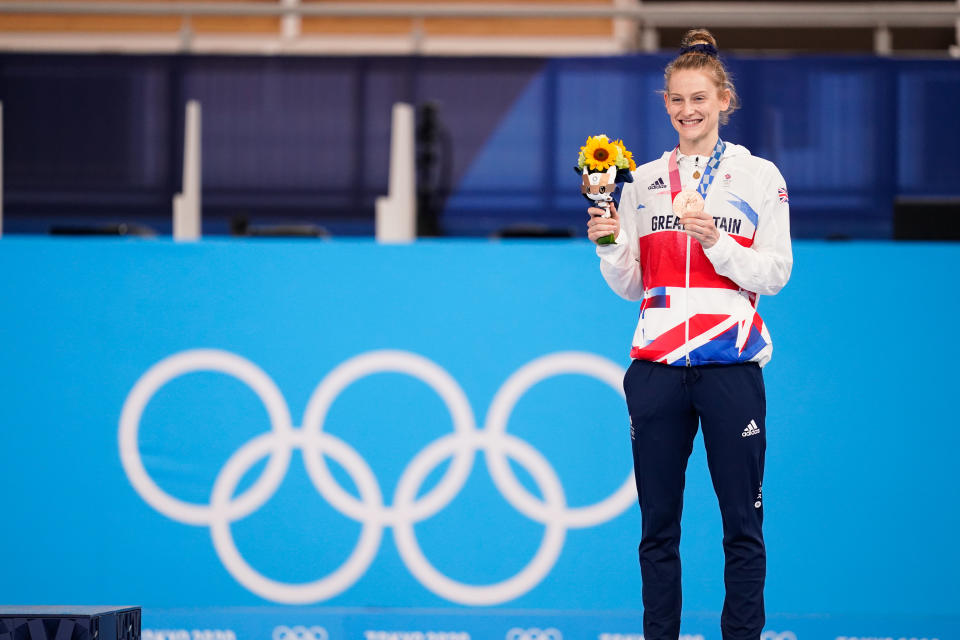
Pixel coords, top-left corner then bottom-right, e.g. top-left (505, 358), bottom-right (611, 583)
top-left (680, 28), bottom-right (718, 49)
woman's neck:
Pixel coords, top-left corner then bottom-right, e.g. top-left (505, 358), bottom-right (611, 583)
top-left (679, 132), bottom-right (720, 157)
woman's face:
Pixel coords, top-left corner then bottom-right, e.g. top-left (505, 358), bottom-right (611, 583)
top-left (664, 68), bottom-right (730, 152)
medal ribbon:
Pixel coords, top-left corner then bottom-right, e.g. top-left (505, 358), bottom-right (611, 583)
top-left (667, 137), bottom-right (726, 204)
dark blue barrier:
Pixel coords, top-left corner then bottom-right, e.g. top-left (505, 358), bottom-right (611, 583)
top-left (1, 54), bottom-right (959, 238)
top-left (0, 237), bottom-right (957, 640)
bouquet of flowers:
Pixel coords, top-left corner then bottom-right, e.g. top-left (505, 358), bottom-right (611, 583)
top-left (576, 135), bottom-right (635, 245)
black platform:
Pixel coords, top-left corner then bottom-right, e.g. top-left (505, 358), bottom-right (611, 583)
top-left (894, 198), bottom-right (960, 240)
top-left (0, 607), bottom-right (140, 640)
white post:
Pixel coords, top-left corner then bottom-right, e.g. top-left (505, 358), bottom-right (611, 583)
top-left (375, 102), bottom-right (416, 243)
top-left (952, 0), bottom-right (960, 57)
top-left (174, 100), bottom-right (202, 241)
top-left (641, 23), bottom-right (659, 53)
top-left (280, 0), bottom-right (301, 41)
top-left (178, 14), bottom-right (194, 53)
top-left (874, 24), bottom-right (892, 56)
top-left (411, 18), bottom-right (425, 55)
top-left (614, 0), bottom-right (639, 53)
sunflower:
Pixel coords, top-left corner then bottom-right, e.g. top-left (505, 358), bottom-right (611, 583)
top-left (613, 139), bottom-right (637, 171)
top-left (581, 135), bottom-right (619, 171)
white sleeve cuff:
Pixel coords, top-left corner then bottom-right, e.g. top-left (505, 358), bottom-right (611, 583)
top-left (595, 238), bottom-right (629, 265)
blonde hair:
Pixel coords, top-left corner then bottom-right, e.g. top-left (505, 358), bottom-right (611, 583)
top-left (664, 28), bottom-right (740, 125)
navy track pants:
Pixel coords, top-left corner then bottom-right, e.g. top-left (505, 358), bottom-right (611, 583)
top-left (624, 359), bottom-right (767, 640)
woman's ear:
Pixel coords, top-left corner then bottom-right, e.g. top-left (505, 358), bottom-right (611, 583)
top-left (719, 88), bottom-right (731, 112)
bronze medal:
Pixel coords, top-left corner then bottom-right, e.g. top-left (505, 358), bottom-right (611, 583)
top-left (672, 189), bottom-right (704, 216)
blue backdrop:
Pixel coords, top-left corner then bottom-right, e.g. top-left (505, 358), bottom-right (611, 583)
top-left (0, 238), bottom-right (957, 640)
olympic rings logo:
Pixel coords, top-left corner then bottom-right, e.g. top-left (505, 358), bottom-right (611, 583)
top-left (761, 632), bottom-right (798, 640)
top-left (118, 348), bottom-right (634, 605)
top-left (506, 629), bottom-right (562, 640)
top-left (273, 627), bottom-right (328, 640)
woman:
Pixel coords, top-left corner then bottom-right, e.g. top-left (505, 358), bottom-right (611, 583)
top-left (586, 29), bottom-right (793, 640)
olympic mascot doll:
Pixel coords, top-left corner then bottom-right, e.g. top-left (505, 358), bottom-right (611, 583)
top-left (577, 135), bottom-right (636, 245)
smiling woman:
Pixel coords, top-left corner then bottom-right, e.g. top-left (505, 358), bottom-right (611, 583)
top-left (585, 27), bottom-right (794, 640)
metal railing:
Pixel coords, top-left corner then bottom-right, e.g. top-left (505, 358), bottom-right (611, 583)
top-left (0, 1), bottom-right (957, 55)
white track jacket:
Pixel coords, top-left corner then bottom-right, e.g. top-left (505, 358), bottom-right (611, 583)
top-left (597, 143), bottom-right (793, 367)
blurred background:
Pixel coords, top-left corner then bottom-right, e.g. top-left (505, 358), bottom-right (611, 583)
top-left (0, 2), bottom-right (959, 640)
top-left (0, 0), bottom-right (958, 239)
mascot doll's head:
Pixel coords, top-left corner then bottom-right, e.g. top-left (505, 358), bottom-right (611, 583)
top-left (581, 165), bottom-right (618, 204)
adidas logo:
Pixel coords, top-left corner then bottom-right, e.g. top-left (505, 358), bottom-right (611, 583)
top-left (741, 419), bottom-right (760, 438)
top-left (647, 177), bottom-right (667, 190)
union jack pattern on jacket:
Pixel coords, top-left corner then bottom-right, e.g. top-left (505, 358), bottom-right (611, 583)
top-left (596, 143), bottom-right (793, 367)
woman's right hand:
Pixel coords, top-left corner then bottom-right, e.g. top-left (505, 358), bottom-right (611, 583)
top-left (587, 202), bottom-right (620, 244)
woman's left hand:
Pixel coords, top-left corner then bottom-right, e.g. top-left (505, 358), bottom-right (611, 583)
top-left (680, 208), bottom-right (721, 249)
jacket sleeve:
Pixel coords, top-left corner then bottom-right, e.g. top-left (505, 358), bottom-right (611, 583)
top-left (595, 179), bottom-right (645, 301)
top-left (702, 163), bottom-right (793, 296)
